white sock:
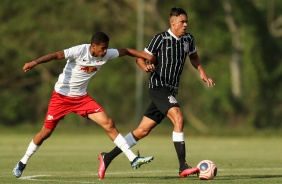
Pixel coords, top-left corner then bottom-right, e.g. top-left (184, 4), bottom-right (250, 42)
top-left (172, 131), bottom-right (184, 142)
top-left (124, 132), bottom-right (137, 148)
top-left (20, 140), bottom-right (40, 165)
top-left (114, 134), bottom-right (136, 162)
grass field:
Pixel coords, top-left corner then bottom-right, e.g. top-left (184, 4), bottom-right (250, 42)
top-left (0, 129), bottom-right (282, 184)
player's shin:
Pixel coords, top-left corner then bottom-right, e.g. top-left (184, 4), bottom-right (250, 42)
top-left (20, 140), bottom-right (40, 165)
top-left (113, 133), bottom-right (136, 162)
top-left (172, 131), bottom-right (187, 168)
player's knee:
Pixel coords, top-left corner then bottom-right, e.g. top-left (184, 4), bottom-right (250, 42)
top-left (103, 118), bottom-right (116, 131)
top-left (43, 129), bottom-right (53, 138)
top-left (175, 114), bottom-right (184, 124)
top-left (173, 115), bottom-right (184, 131)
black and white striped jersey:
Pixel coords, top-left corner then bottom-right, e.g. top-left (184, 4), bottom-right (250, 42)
top-left (145, 29), bottom-right (196, 95)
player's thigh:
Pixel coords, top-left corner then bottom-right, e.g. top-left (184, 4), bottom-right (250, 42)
top-left (149, 87), bottom-right (179, 115)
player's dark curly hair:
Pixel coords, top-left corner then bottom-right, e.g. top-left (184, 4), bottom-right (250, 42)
top-left (170, 7), bottom-right (187, 17)
top-left (91, 32), bottom-right (109, 45)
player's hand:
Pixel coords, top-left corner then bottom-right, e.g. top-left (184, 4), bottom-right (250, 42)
top-left (145, 61), bottom-right (155, 72)
top-left (23, 61), bottom-right (37, 72)
top-left (200, 71), bottom-right (215, 87)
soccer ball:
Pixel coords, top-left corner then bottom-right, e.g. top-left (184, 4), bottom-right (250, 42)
top-left (197, 160), bottom-right (217, 180)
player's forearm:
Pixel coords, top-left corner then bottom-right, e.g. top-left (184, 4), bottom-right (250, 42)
top-left (190, 57), bottom-right (201, 70)
top-left (136, 58), bottom-right (148, 72)
top-left (23, 51), bottom-right (64, 72)
top-left (34, 51), bottom-right (64, 65)
top-left (197, 65), bottom-right (206, 74)
top-left (125, 48), bottom-right (153, 61)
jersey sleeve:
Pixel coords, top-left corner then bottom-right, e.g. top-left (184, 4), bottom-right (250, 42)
top-left (188, 34), bottom-right (197, 55)
top-left (64, 45), bottom-right (83, 60)
top-left (105, 49), bottom-right (119, 60)
top-left (144, 34), bottom-right (163, 56)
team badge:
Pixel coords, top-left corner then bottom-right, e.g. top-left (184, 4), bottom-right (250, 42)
top-left (183, 41), bottom-right (189, 52)
top-left (168, 95), bottom-right (177, 104)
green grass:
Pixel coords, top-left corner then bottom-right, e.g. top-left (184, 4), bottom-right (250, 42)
top-left (0, 130), bottom-right (282, 184)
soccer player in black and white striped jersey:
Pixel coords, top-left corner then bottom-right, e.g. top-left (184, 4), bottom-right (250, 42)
top-left (98, 7), bottom-right (215, 179)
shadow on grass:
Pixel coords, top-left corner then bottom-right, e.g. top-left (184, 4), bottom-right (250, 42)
top-left (124, 174), bottom-right (282, 181)
top-left (216, 174), bottom-right (282, 180)
top-left (125, 175), bottom-right (201, 180)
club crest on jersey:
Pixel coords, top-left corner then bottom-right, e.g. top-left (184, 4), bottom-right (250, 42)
top-left (168, 95), bottom-right (177, 104)
top-left (183, 41), bottom-right (189, 52)
top-left (80, 66), bottom-right (97, 74)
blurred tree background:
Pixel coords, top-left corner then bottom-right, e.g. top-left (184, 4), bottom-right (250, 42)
top-left (0, 0), bottom-right (281, 135)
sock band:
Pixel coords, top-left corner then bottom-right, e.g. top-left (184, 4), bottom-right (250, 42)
top-left (172, 131), bottom-right (184, 142)
top-left (124, 132), bottom-right (137, 148)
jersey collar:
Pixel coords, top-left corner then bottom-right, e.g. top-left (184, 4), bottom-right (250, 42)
top-left (168, 29), bottom-right (181, 40)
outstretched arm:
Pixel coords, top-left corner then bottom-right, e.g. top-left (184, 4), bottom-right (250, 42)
top-left (189, 52), bottom-right (215, 87)
top-left (23, 51), bottom-right (65, 72)
top-left (117, 48), bottom-right (155, 63)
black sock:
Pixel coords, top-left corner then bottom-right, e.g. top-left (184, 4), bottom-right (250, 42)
top-left (105, 146), bottom-right (123, 162)
top-left (173, 141), bottom-right (187, 169)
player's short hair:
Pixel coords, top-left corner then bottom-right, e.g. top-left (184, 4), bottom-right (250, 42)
top-left (91, 32), bottom-right (109, 45)
top-left (169, 7), bottom-right (187, 18)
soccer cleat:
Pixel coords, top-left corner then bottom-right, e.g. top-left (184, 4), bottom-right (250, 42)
top-left (179, 165), bottom-right (199, 178)
top-left (13, 161), bottom-right (26, 178)
top-left (131, 153), bottom-right (154, 169)
top-left (97, 152), bottom-right (109, 180)
top-left (97, 153), bottom-right (106, 180)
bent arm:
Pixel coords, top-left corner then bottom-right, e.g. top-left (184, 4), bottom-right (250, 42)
top-left (136, 57), bottom-right (147, 72)
top-left (136, 52), bottom-right (155, 72)
top-left (23, 51), bottom-right (65, 72)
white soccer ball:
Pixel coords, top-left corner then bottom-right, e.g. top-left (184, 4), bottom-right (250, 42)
top-left (197, 160), bottom-right (217, 180)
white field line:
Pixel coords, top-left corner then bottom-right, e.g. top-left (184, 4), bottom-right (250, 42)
top-left (20, 175), bottom-right (146, 184)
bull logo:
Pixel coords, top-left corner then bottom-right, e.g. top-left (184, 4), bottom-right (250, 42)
top-left (80, 66), bottom-right (98, 74)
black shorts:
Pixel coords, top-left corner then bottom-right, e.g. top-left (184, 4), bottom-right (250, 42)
top-left (144, 87), bottom-right (179, 124)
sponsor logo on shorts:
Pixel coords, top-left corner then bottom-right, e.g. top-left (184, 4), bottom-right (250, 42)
top-left (95, 107), bottom-right (101, 112)
top-left (168, 95), bottom-right (177, 104)
top-left (47, 115), bottom-right (54, 120)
